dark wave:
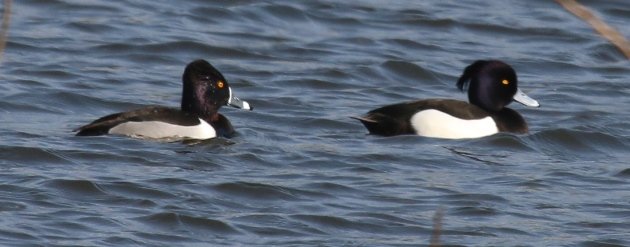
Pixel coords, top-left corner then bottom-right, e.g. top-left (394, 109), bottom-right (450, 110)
top-left (2, 0), bottom-right (630, 246)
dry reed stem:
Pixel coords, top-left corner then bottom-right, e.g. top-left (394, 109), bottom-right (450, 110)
top-left (556, 0), bottom-right (630, 59)
top-left (429, 207), bottom-right (444, 247)
top-left (0, 0), bottom-right (12, 62)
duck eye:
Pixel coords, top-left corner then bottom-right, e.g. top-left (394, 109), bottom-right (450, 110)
top-left (217, 81), bottom-right (225, 89)
top-left (501, 79), bottom-right (510, 85)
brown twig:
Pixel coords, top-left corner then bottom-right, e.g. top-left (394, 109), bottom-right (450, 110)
top-left (429, 207), bottom-right (444, 247)
top-left (556, 0), bottom-right (630, 59)
top-left (0, 0), bottom-right (12, 62)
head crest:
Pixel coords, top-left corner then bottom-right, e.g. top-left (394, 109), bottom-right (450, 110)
top-left (456, 60), bottom-right (489, 91)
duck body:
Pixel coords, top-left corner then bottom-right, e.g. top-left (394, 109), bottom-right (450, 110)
top-left (354, 60), bottom-right (539, 139)
top-left (354, 99), bottom-right (527, 138)
top-left (74, 59), bottom-right (252, 140)
top-left (74, 106), bottom-right (235, 139)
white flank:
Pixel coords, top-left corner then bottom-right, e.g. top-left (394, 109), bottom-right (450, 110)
top-left (108, 118), bottom-right (216, 140)
top-left (410, 109), bottom-right (498, 139)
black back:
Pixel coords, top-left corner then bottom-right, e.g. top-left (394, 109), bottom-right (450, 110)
top-left (74, 107), bottom-right (201, 136)
top-left (354, 99), bottom-right (483, 136)
top-left (74, 106), bottom-right (236, 137)
top-left (354, 99), bottom-right (528, 136)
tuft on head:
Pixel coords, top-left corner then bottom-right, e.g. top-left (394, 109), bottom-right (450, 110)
top-left (456, 60), bottom-right (490, 92)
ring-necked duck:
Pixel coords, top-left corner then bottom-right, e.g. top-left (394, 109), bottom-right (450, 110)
top-left (353, 60), bottom-right (539, 139)
top-left (74, 59), bottom-right (252, 140)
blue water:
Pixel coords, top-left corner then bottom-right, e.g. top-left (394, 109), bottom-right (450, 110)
top-left (1, 1), bottom-right (630, 246)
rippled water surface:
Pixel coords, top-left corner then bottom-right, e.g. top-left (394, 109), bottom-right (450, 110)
top-left (2, 1), bottom-right (630, 246)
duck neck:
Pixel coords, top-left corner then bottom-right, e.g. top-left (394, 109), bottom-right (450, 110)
top-left (181, 83), bottom-right (217, 119)
top-left (469, 91), bottom-right (504, 112)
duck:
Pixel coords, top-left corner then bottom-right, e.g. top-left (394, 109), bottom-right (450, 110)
top-left (74, 59), bottom-right (252, 140)
top-left (353, 60), bottom-right (539, 139)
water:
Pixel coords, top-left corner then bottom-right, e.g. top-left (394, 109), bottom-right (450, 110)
top-left (1, 0), bottom-right (630, 246)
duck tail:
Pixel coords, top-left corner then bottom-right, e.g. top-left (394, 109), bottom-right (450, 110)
top-left (351, 115), bottom-right (395, 136)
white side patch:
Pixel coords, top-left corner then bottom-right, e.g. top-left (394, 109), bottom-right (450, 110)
top-left (109, 118), bottom-right (216, 140)
top-left (410, 109), bottom-right (498, 139)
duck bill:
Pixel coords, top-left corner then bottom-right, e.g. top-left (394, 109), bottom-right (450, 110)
top-left (227, 87), bottom-right (253, 110)
top-left (513, 88), bottom-right (540, 107)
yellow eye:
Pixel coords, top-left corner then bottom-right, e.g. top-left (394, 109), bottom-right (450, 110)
top-left (217, 81), bottom-right (224, 89)
top-left (501, 79), bottom-right (509, 85)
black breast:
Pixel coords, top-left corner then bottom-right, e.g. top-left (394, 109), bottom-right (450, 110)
top-left (490, 108), bottom-right (528, 134)
top-left (210, 113), bottom-right (235, 138)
